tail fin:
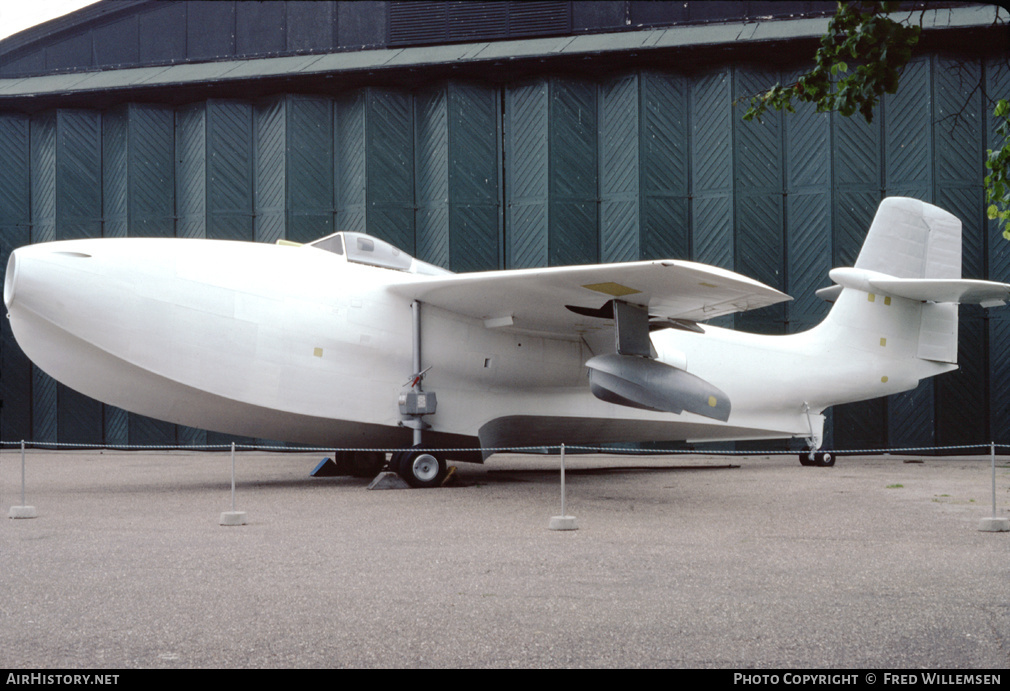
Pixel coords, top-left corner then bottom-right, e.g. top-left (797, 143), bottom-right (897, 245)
top-left (854, 196), bottom-right (962, 280)
top-left (819, 198), bottom-right (1009, 368)
top-left (848, 197), bottom-right (961, 364)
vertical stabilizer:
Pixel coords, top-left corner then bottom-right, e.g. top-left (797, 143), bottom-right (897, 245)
top-left (854, 197), bottom-right (962, 280)
top-left (822, 198), bottom-right (963, 367)
top-left (854, 198), bottom-right (961, 364)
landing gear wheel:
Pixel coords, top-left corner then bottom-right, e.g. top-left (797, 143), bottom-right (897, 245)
top-left (349, 451), bottom-right (387, 478)
top-left (800, 452), bottom-right (834, 467)
top-left (815, 452), bottom-right (835, 467)
top-left (333, 451), bottom-right (387, 478)
top-left (396, 447), bottom-right (447, 488)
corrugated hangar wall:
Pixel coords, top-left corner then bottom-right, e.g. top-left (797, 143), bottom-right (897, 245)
top-left (1, 53), bottom-right (1009, 449)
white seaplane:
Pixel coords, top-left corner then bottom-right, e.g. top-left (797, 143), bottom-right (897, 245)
top-left (6, 197), bottom-right (1009, 486)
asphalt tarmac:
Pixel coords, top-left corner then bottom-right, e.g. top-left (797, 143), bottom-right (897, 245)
top-left (1, 449), bottom-right (1007, 669)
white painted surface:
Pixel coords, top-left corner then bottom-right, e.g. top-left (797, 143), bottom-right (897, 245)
top-left (6, 198), bottom-right (1005, 454)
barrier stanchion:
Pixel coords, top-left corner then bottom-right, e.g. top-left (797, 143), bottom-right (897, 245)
top-left (979, 441), bottom-right (1009, 532)
top-left (219, 442), bottom-right (247, 526)
top-left (9, 440), bottom-right (37, 519)
top-left (0, 440), bottom-right (1005, 534)
top-left (549, 443), bottom-right (577, 531)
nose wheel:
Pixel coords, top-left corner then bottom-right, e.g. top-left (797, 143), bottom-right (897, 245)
top-left (393, 446), bottom-right (448, 488)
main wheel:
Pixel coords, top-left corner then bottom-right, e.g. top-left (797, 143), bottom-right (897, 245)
top-left (330, 451), bottom-right (387, 477)
top-left (396, 447), bottom-right (447, 488)
top-left (348, 451), bottom-right (386, 478)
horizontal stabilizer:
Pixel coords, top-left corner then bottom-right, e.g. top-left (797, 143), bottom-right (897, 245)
top-left (815, 284), bottom-right (843, 303)
top-left (869, 277), bottom-right (1010, 306)
top-left (829, 267), bottom-right (1010, 306)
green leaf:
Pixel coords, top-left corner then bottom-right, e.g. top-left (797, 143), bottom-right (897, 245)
top-left (732, 0), bottom-right (1010, 248)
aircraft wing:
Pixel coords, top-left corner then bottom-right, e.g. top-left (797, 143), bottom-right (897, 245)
top-left (387, 259), bottom-right (791, 337)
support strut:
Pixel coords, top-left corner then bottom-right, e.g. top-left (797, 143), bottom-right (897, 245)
top-left (411, 300), bottom-right (422, 446)
top-left (399, 300), bottom-right (436, 443)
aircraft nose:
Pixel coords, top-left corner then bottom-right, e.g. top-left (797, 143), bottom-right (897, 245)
top-left (4, 243), bottom-right (99, 319)
top-left (4, 249), bottom-right (19, 311)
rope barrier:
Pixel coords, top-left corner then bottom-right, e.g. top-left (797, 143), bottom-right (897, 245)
top-left (1, 440), bottom-right (1007, 456)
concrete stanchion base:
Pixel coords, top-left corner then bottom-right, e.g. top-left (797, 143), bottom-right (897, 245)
top-left (978, 517), bottom-right (1010, 532)
top-left (9, 506), bottom-right (37, 519)
top-left (549, 515), bottom-right (578, 531)
top-left (219, 511), bottom-right (247, 526)
top-left (367, 471), bottom-right (410, 490)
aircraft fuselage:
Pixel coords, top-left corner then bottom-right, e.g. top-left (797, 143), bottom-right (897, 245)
top-left (4, 234), bottom-right (951, 454)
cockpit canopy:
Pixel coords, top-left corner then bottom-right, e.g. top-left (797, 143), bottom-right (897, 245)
top-left (305, 231), bottom-right (450, 275)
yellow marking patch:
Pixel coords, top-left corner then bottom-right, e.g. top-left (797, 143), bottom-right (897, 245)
top-left (699, 282), bottom-right (719, 289)
top-left (313, 347), bottom-right (323, 357)
top-left (879, 337), bottom-right (886, 347)
top-left (884, 296), bottom-right (891, 306)
top-left (868, 293), bottom-right (876, 302)
top-left (708, 396), bottom-right (717, 407)
top-left (582, 282), bottom-right (641, 297)
top-left (881, 376), bottom-right (889, 383)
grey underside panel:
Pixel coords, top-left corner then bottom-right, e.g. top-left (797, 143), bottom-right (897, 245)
top-left (478, 415), bottom-right (793, 453)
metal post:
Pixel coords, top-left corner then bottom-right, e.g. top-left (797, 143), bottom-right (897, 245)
top-left (219, 441), bottom-right (247, 525)
top-left (9, 439), bottom-right (36, 519)
top-left (230, 442), bottom-right (236, 512)
top-left (20, 439), bottom-right (26, 506)
top-left (548, 443), bottom-right (577, 530)
top-left (992, 441), bottom-right (997, 518)
top-left (979, 441), bottom-right (1009, 531)
top-left (560, 443), bottom-right (566, 517)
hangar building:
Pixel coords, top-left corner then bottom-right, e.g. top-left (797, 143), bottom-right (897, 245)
top-left (0, 1), bottom-right (1006, 451)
